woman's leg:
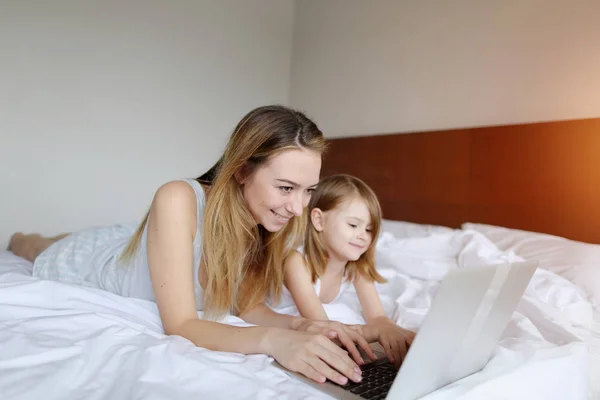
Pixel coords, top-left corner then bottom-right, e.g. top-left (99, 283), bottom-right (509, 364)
top-left (8, 232), bottom-right (70, 262)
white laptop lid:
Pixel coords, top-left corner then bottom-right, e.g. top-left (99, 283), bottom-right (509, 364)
top-left (388, 261), bottom-right (538, 400)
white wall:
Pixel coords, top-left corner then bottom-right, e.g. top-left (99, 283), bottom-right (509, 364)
top-left (0, 0), bottom-right (295, 248)
top-left (290, 0), bottom-right (600, 137)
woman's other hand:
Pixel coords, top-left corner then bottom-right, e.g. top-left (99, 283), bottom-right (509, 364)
top-left (264, 328), bottom-right (364, 385)
top-left (292, 318), bottom-right (377, 365)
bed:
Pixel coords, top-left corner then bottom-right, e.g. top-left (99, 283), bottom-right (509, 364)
top-left (1, 118), bottom-right (599, 399)
top-left (320, 117), bottom-right (600, 399)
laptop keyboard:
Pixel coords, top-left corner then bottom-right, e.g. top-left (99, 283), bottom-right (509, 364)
top-left (334, 358), bottom-right (397, 399)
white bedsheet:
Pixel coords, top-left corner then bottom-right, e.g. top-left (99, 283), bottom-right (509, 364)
top-left (0, 229), bottom-right (593, 400)
top-left (590, 310), bottom-right (600, 399)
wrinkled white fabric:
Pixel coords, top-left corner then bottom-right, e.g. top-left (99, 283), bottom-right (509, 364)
top-left (0, 228), bottom-right (593, 400)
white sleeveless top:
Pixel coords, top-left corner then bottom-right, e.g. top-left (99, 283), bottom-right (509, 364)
top-left (277, 248), bottom-right (353, 309)
top-left (278, 277), bottom-right (353, 310)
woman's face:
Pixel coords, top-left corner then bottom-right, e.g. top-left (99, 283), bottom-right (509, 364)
top-left (240, 148), bottom-right (321, 232)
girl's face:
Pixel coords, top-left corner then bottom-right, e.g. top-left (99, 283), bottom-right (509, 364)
top-left (312, 197), bottom-right (374, 263)
top-left (240, 148), bottom-right (321, 232)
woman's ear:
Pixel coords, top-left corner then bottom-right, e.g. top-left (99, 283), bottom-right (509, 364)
top-left (310, 208), bottom-right (325, 232)
top-left (234, 163), bottom-right (249, 185)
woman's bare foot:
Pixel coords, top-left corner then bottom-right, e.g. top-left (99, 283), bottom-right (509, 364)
top-left (8, 232), bottom-right (66, 262)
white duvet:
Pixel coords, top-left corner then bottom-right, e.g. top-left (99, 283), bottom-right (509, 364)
top-left (0, 229), bottom-right (593, 400)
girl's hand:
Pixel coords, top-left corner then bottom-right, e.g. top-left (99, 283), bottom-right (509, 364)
top-left (265, 328), bottom-right (364, 385)
top-left (366, 317), bottom-right (415, 367)
top-left (292, 318), bottom-right (378, 365)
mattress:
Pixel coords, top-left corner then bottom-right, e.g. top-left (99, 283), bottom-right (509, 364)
top-left (0, 227), bottom-right (593, 400)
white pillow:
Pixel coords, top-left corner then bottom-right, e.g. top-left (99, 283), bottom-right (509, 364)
top-left (0, 251), bottom-right (33, 276)
top-left (381, 219), bottom-right (455, 238)
top-left (462, 222), bottom-right (600, 307)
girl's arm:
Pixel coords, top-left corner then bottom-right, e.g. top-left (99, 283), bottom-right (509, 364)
top-left (354, 273), bottom-right (415, 366)
top-left (275, 251), bottom-right (376, 363)
top-left (283, 250), bottom-right (329, 320)
top-left (146, 181), bottom-right (361, 385)
top-left (353, 272), bottom-right (387, 323)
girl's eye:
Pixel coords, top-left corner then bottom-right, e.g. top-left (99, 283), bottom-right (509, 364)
top-left (349, 223), bottom-right (357, 228)
top-left (279, 186), bottom-right (293, 193)
top-left (306, 188), bottom-right (316, 194)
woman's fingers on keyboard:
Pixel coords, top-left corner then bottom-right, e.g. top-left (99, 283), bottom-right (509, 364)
top-left (314, 337), bottom-right (363, 383)
top-left (305, 357), bottom-right (349, 385)
top-left (297, 360), bottom-right (326, 383)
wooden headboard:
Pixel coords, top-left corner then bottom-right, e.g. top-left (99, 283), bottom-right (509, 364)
top-left (321, 118), bottom-right (600, 244)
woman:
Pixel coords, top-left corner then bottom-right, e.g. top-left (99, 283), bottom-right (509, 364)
top-left (9, 105), bottom-right (374, 386)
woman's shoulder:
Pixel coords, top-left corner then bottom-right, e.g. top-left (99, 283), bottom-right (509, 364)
top-left (151, 180), bottom-right (202, 217)
top-left (155, 180), bottom-right (197, 200)
top-left (154, 179), bottom-right (207, 203)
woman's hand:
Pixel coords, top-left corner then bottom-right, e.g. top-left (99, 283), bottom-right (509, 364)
top-left (292, 318), bottom-right (377, 365)
top-left (264, 328), bottom-right (364, 385)
top-left (362, 317), bottom-right (415, 367)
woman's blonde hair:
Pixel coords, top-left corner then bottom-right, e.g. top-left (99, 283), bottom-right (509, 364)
top-left (121, 105), bottom-right (327, 318)
top-left (303, 174), bottom-right (386, 284)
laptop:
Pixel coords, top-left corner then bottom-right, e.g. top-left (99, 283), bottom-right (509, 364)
top-left (274, 261), bottom-right (539, 400)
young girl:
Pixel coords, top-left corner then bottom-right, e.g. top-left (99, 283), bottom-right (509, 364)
top-left (282, 174), bottom-right (415, 366)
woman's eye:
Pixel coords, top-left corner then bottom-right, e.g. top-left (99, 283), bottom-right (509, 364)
top-left (349, 223), bottom-right (357, 228)
top-left (279, 186), bottom-right (293, 193)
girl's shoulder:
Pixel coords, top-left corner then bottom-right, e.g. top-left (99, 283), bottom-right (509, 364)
top-left (285, 248), bottom-right (307, 266)
top-left (284, 249), bottom-right (314, 278)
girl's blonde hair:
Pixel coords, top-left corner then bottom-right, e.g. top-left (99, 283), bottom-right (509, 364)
top-left (121, 105), bottom-right (327, 318)
top-left (303, 174), bottom-right (386, 284)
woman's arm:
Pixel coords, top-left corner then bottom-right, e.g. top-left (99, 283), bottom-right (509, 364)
top-left (146, 182), bottom-right (361, 384)
top-left (146, 181), bottom-right (202, 337)
top-left (239, 301), bottom-right (303, 329)
top-left (283, 251), bottom-right (329, 320)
